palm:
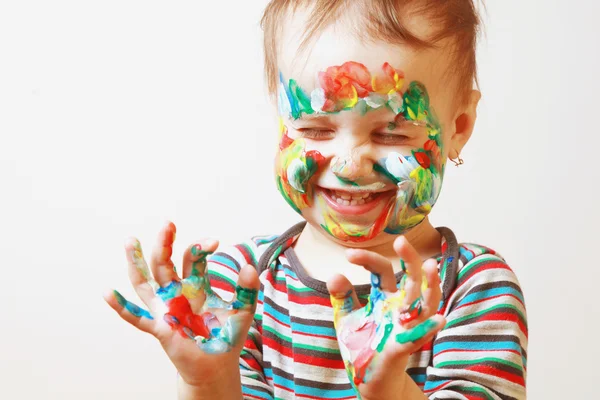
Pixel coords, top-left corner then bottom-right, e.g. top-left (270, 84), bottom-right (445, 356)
top-left (105, 222), bottom-right (259, 387)
top-left (327, 239), bottom-right (445, 398)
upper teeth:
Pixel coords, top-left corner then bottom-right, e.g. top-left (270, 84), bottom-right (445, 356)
top-left (331, 190), bottom-right (373, 206)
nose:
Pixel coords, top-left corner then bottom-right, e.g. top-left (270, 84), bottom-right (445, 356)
top-left (330, 147), bottom-right (373, 181)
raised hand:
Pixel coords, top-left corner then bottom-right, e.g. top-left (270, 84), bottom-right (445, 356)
top-left (104, 222), bottom-right (259, 389)
top-left (327, 236), bottom-right (445, 400)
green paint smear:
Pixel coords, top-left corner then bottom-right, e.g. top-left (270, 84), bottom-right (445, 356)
top-left (373, 162), bottom-right (400, 185)
top-left (289, 79), bottom-right (314, 117)
top-left (396, 319), bottom-right (437, 344)
top-left (277, 176), bottom-right (302, 214)
top-left (376, 321), bottom-right (394, 353)
top-left (190, 246), bottom-right (211, 259)
top-left (400, 259), bottom-right (407, 273)
top-left (233, 286), bottom-right (258, 308)
top-left (335, 176), bottom-right (360, 186)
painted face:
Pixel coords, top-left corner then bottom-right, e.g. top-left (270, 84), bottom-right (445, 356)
top-left (275, 61), bottom-right (445, 244)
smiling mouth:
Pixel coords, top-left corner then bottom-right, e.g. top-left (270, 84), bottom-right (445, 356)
top-left (319, 187), bottom-right (396, 216)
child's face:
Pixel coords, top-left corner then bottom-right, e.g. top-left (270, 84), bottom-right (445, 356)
top-left (275, 14), bottom-right (477, 247)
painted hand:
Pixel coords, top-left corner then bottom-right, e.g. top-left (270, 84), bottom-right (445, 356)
top-left (327, 236), bottom-right (445, 400)
top-left (104, 222), bottom-right (260, 387)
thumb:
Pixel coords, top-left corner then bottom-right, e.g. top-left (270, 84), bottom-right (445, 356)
top-left (327, 273), bottom-right (361, 327)
top-left (231, 264), bottom-right (261, 312)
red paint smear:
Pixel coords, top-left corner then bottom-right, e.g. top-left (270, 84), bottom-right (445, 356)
top-left (334, 196), bottom-right (392, 243)
top-left (165, 295), bottom-right (211, 339)
top-left (400, 306), bottom-right (421, 325)
top-left (306, 150), bottom-right (326, 167)
top-left (342, 320), bottom-right (377, 386)
top-left (279, 131), bottom-right (294, 150)
top-left (414, 151), bottom-right (431, 169)
top-left (344, 321), bottom-right (376, 351)
top-left (353, 348), bottom-right (375, 386)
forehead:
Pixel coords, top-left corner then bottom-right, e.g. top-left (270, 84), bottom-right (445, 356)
top-left (277, 10), bottom-right (448, 97)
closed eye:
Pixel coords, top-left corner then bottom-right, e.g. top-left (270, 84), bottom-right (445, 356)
top-left (372, 132), bottom-right (411, 145)
top-left (297, 128), bottom-right (335, 140)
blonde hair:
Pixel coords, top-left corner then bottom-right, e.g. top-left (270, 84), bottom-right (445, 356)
top-left (261, 0), bottom-right (481, 105)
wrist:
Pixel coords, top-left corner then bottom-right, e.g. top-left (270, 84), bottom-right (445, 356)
top-left (178, 370), bottom-right (242, 400)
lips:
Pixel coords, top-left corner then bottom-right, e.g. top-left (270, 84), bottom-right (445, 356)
top-left (319, 187), bottom-right (395, 216)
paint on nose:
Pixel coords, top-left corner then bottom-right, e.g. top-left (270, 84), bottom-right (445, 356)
top-left (331, 154), bottom-right (362, 180)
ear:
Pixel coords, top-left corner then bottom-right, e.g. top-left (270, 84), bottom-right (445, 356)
top-left (448, 89), bottom-right (481, 159)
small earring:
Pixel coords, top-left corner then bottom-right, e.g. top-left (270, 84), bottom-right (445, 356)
top-left (450, 154), bottom-right (465, 167)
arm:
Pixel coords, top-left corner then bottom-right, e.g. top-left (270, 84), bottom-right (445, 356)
top-left (425, 253), bottom-right (528, 399)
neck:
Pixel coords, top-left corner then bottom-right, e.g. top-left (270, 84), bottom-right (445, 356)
top-left (293, 218), bottom-right (442, 284)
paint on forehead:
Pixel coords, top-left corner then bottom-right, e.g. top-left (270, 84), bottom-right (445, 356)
top-left (278, 61), bottom-right (405, 119)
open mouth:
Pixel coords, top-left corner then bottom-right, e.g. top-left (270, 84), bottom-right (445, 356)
top-left (319, 187), bottom-right (396, 216)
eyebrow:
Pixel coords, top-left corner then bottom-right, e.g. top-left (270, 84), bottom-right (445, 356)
top-left (294, 113), bottom-right (331, 121)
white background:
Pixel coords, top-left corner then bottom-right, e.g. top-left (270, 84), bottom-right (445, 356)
top-left (1, 1), bottom-right (598, 399)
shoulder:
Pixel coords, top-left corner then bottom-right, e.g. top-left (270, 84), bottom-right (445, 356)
top-left (442, 242), bottom-right (527, 323)
top-left (454, 242), bottom-right (521, 289)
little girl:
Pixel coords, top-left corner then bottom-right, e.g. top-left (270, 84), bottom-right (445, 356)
top-left (105, 1), bottom-right (528, 399)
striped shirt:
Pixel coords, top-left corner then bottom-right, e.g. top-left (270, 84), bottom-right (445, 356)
top-left (207, 222), bottom-right (528, 400)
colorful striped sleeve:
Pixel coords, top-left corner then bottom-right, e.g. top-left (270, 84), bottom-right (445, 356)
top-left (425, 246), bottom-right (528, 400)
top-left (207, 239), bottom-right (276, 400)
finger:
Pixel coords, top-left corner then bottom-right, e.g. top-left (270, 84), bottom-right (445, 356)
top-left (230, 264), bottom-right (261, 312)
top-left (104, 289), bottom-right (155, 334)
top-left (394, 236), bottom-right (423, 304)
top-left (124, 237), bottom-right (158, 307)
top-left (182, 239), bottom-right (219, 279)
top-left (420, 259), bottom-right (442, 317)
top-left (327, 273), bottom-right (361, 326)
top-left (399, 259), bottom-right (439, 327)
top-left (346, 248), bottom-right (397, 293)
top-left (150, 221), bottom-right (179, 286)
